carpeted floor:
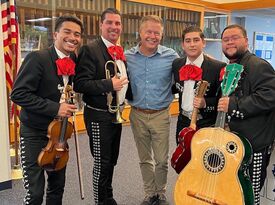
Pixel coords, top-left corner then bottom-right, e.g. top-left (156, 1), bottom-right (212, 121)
top-left (0, 117), bottom-right (179, 205)
top-left (2, 116), bottom-right (274, 205)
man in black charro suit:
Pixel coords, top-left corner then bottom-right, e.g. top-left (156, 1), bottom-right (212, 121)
top-left (218, 24), bottom-right (275, 205)
top-left (73, 8), bottom-right (130, 205)
top-left (11, 16), bottom-right (83, 205)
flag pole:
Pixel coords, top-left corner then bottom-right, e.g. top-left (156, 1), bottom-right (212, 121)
top-left (10, 0), bottom-right (22, 178)
top-left (11, 42), bottom-right (22, 180)
top-left (12, 44), bottom-right (19, 166)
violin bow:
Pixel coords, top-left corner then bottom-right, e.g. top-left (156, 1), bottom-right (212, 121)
top-left (72, 113), bottom-right (85, 199)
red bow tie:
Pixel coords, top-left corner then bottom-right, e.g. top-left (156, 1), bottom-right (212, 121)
top-left (56, 57), bottom-right (76, 76)
top-left (179, 64), bottom-right (202, 81)
top-left (107, 46), bottom-right (126, 61)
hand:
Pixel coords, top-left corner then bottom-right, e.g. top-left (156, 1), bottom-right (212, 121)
top-left (217, 97), bottom-right (229, 112)
top-left (57, 103), bottom-right (77, 118)
top-left (193, 97), bottom-right (206, 109)
top-left (112, 76), bottom-right (129, 91)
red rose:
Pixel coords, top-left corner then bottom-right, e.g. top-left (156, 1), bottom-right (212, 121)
top-left (179, 64), bottom-right (202, 81)
top-left (56, 57), bottom-right (76, 76)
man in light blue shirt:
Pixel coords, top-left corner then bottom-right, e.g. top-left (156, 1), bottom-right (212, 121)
top-left (125, 15), bottom-right (178, 205)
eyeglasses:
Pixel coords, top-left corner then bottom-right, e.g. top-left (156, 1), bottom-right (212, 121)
top-left (222, 35), bottom-right (245, 43)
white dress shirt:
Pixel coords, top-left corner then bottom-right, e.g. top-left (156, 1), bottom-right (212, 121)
top-left (181, 53), bottom-right (204, 118)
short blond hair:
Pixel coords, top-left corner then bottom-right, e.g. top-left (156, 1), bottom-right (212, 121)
top-left (139, 15), bottom-right (164, 31)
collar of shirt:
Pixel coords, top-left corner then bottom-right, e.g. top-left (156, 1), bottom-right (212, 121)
top-left (186, 52), bottom-right (204, 68)
top-left (101, 36), bottom-right (119, 48)
top-left (54, 46), bottom-right (70, 59)
top-left (132, 43), bottom-right (163, 57)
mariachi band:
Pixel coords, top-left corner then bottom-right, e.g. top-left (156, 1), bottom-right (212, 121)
top-left (10, 6), bottom-right (275, 205)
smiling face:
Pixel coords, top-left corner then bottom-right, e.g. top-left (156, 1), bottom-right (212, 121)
top-left (222, 27), bottom-right (248, 61)
top-left (53, 21), bottom-right (82, 55)
top-left (139, 20), bottom-right (163, 56)
top-left (100, 13), bottom-right (122, 44)
top-left (182, 31), bottom-right (205, 62)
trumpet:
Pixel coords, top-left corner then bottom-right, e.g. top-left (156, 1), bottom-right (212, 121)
top-left (105, 60), bottom-right (125, 124)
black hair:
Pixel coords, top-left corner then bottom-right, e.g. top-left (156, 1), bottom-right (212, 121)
top-left (101, 8), bottom-right (121, 23)
top-left (55, 15), bottom-right (84, 34)
top-left (221, 24), bottom-right (247, 39)
top-left (182, 25), bottom-right (205, 41)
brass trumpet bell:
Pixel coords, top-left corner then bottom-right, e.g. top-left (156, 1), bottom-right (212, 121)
top-left (113, 109), bottom-right (126, 124)
top-left (105, 60), bottom-right (125, 124)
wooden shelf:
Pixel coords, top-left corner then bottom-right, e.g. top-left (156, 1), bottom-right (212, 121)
top-left (9, 100), bottom-right (180, 142)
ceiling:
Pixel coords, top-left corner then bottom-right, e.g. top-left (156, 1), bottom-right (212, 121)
top-left (232, 7), bottom-right (275, 18)
top-left (201, 0), bottom-right (256, 3)
top-left (184, 0), bottom-right (275, 19)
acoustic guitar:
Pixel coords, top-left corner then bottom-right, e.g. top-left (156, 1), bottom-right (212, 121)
top-left (171, 80), bottom-right (209, 174)
top-left (174, 64), bottom-right (254, 205)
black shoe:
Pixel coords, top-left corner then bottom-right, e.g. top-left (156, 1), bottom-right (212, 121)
top-left (102, 197), bottom-right (117, 205)
top-left (140, 195), bottom-right (158, 205)
top-left (157, 194), bottom-right (169, 205)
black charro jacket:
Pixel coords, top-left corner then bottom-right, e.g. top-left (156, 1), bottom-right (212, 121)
top-left (227, 51), bottom-right (275, 151)
top-left (11, 46), bottom-right (75, 130)
top-left (73, 38), bottom-right (132, 121)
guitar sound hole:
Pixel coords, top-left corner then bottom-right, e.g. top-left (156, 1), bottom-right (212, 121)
top-left (226, 141), bottom-right (237, 154)
top-left (207, 153), bottom-right (221, 168)
top-left (203, 148), bottom-right (225, 173)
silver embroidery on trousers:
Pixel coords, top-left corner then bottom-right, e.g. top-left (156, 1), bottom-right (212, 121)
top-left (252, 152), bottom-right (263, 205)
top-left (20, 136), bottom-right (31, 205)
top-left (91, 122), bottom-right (101, 205)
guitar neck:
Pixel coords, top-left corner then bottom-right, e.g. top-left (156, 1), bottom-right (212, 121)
top-left (216, 63), bottom-right (244, 129)
top-left (190, 107), bottom-right (198, 130)
top-left (189, 80), bottom-right (209, 130)
top-left (215, 111), bottom-right (226, 128)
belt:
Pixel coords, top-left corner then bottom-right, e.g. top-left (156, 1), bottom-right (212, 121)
top-left (85, 104), bottom-right (108, 112)
top-left (132, 106), bottom-right (167, 114)
top-left (181, 110), bottom-right (202, 120)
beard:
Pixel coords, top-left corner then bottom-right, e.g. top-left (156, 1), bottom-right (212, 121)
top-left (223, 47), bottom-right (246, 61)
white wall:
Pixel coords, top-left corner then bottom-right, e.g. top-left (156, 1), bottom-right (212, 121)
top-left (0, 11), bottom-right (12, 189)
top-left (232, 14), bottom-right (275, 68)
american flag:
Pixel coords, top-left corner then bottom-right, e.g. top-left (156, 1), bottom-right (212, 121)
top-left (1, 0), bottom-right (20, 120)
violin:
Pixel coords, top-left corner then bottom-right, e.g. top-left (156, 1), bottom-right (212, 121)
top-left (37, 85), bottom-right (74, 171)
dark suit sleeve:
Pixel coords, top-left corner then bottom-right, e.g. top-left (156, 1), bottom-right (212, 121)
top-left (11, 52), bottom-right (59, 117)
top-left (228, 58), bottom-right (275, 119)
top-left (73, 45), bottom-right (113, 95)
